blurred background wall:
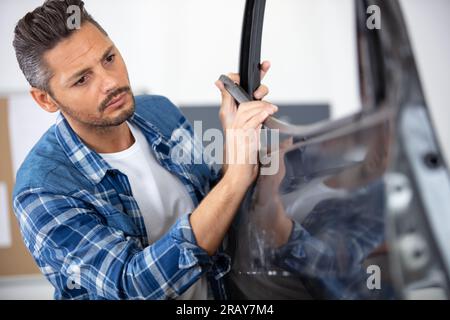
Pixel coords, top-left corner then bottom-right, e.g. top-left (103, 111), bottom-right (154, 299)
top-left (0, 0), bottom-right (449, 299)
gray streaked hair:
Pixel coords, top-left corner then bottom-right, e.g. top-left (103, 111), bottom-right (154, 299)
top-left (13, 0), bottom-right (107, 94)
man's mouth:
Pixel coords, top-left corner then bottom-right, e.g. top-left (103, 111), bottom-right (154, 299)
top-left (104, 91), bottom-right (128, 111)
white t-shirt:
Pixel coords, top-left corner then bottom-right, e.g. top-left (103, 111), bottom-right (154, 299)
top-left (100, 122), bottom-right (208, 300)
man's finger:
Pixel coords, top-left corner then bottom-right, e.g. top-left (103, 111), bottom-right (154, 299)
top-left (214, 79), bottom-right (225, 92)
top-left (243, 110), bottom-right (271, 130)
top-left (238, 100), bottom-right (276, 112)
top-left (253, 84), bottom-right (269, 100)
top-left (215, 72), bottom-right (240, 103)
top-left (215, 79), bottom-right (235, 109)
top-left (237, 103), bottom-right (277, 127)
top-left (227, 73), bottom-right (240, 84)
top-left (260, 60), bottom-right (271, 81)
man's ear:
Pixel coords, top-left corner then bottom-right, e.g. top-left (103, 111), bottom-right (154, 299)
top-left (30, 88), bottom-right (59, 113)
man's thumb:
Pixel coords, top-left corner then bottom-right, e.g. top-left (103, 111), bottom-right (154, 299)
top-left (215, 79), bottom-right (234, 105)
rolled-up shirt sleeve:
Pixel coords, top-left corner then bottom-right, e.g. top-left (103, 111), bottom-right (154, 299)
top-left (13, 188), bottom-right (230, 300)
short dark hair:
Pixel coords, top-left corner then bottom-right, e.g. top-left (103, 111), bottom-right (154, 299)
top-left (13, 0), bottom-right (108, 93)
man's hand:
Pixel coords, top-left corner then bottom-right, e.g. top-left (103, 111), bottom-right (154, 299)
top-left (215, 61), bottom-right (275, 190)
top-left (215, 61), bottom-right (271, 131)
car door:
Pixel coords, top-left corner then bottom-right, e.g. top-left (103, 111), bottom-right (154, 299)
top-left (225, 0), bottom-right (450, 300)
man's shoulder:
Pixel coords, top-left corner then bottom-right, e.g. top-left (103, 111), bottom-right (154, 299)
top-left (133, 94), bottom-right (188, 132)
top-left (134, 94), bottom-right (179, 116)
top-left (13, 125), bottom-right (89, 199)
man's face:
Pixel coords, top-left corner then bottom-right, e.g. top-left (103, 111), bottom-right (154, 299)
top-left (44, 22), bottom-right (134, 127)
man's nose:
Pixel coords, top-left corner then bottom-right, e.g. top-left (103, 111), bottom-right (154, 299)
top-left (99, 70), bottom-right (119, 94)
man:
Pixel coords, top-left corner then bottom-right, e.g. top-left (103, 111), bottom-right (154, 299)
top-left (12, 0), bottom-right (280, 299)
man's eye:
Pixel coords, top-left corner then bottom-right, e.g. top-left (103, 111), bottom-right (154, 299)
top-left (105, 54), bottom-right (115, 63)
top-left (75, 76), bottom-right (88, 86)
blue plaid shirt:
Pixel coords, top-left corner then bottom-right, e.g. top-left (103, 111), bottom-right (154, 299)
top-left (13, 95), bottom-right (230, 300)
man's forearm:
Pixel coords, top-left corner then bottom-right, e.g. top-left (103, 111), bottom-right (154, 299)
top-left (190, 172), bottom-right (248, 256)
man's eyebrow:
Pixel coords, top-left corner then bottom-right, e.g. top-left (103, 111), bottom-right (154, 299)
top-left (67, 67), bottom-right (91, 85)
top-left (100, 45), bottom-right (115, 63)
top-left (66, 45), bottom-right (115, 85)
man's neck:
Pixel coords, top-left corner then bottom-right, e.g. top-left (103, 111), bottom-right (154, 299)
top-left (66, 118), bottom-right (135, 154)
